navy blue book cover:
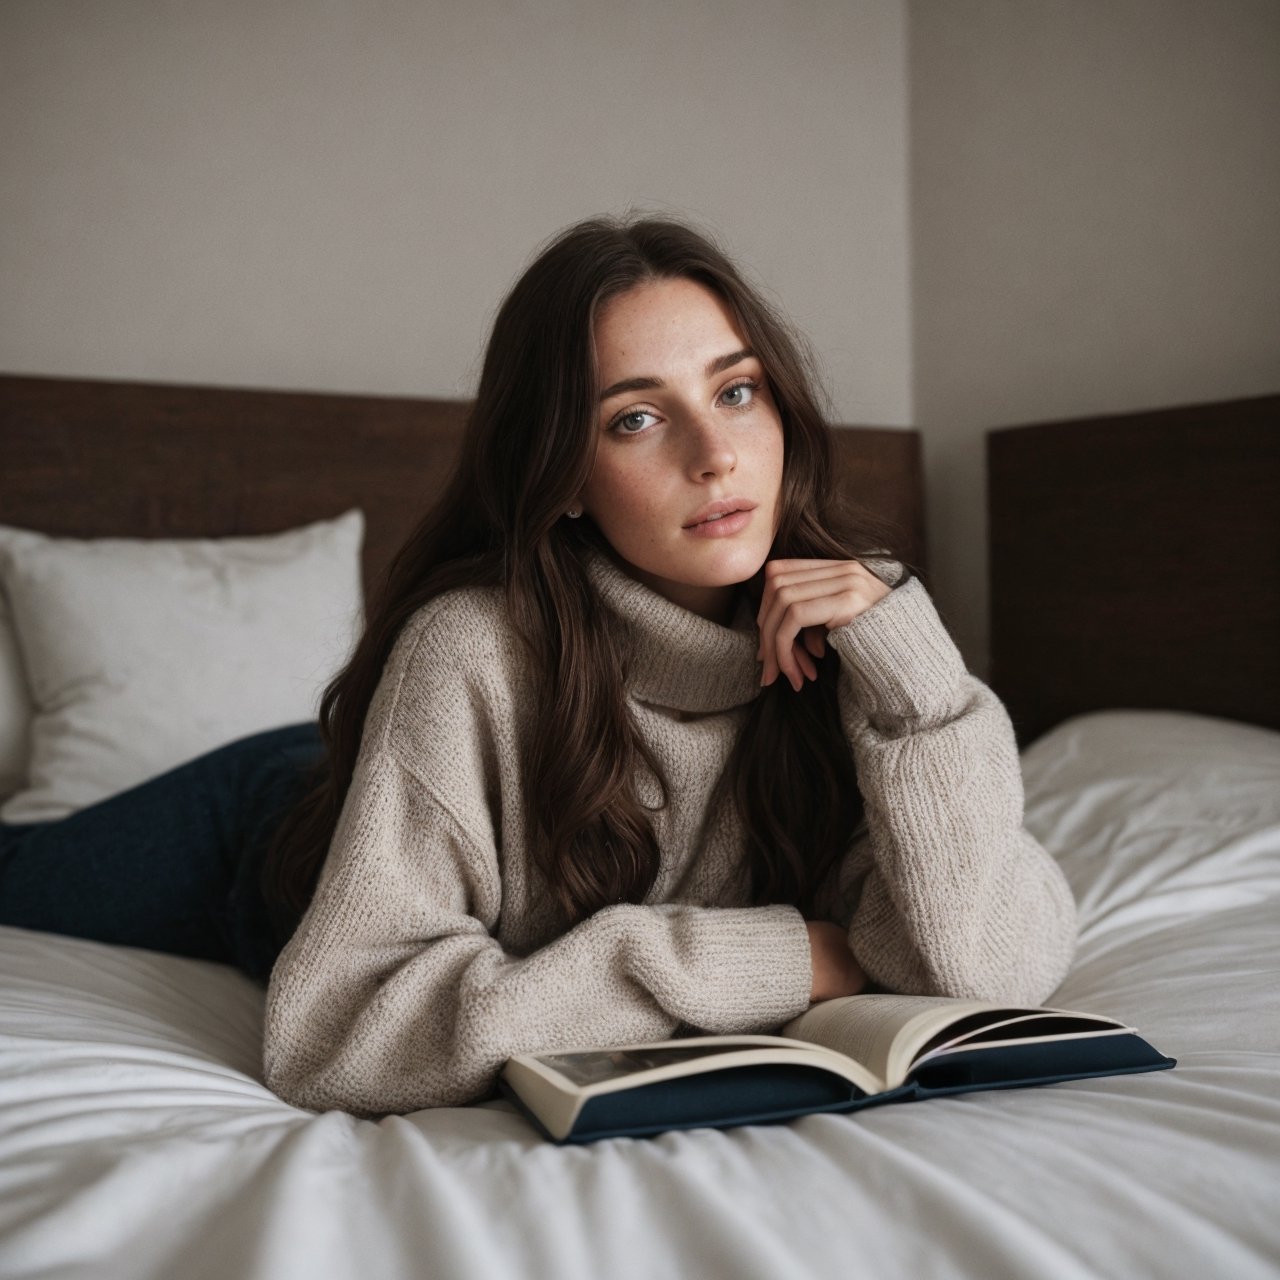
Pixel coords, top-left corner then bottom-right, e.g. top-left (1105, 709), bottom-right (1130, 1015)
top-left (501, 1030), bottom-right (1175, 1145)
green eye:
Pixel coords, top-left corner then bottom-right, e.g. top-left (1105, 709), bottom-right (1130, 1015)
top-left (611, 409), bottom-right (659, 435)
top-left (721, 380), bottom-right (758, 408)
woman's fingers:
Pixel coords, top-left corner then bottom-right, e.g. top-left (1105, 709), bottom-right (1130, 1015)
top-left (757, 570), bottom-right (844, 690)
top-left (758, 566), bottom-right (847, 644)
top-left (762, 596), bottom-right (835, 690)
top-left (794, 641), bottom-right (818, 684)
top-left (775, 634), bottom-right (820, 691)
top-left (803, 627), bottom-right (826, 659)
top-left (756, 560), bottom-right (890, 691)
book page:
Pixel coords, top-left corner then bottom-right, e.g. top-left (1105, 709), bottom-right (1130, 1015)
top-left (782, 996), bottom-right (1126, 1088)
top-left (781, 995), bottom-right (990, 1087)
top-left (914, 1018), bottom-right (1135, 1066)
top-left (504, 1035), bottom-right (884, 1139)
top-left (911, 1008), bottom-right (1131, 1059)
top-left (503, 1037), bottom-right (884, 1141)
top-left (535, 1043), bottom-right (764, 1088)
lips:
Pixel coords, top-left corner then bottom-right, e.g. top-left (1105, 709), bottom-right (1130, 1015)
top-left (682, 498), bottom-right (758, 529)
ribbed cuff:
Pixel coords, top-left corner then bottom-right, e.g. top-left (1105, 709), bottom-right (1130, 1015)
top-left (827, 577), bottom-right (968, 730)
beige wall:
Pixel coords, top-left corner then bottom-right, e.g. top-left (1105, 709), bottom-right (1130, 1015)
top-left (0, 0), bottom-right (912, 424)
top-left (910, 0), bottom-right (1280, 670)
top-left (5, 3), bottom-right (1278, 673)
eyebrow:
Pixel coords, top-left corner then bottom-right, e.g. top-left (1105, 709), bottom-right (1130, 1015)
top-left (598, 348), bottom-right (756, 403)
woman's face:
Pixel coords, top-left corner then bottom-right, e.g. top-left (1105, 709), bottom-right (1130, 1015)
top-left (578, 277), bottom-right (785, 623)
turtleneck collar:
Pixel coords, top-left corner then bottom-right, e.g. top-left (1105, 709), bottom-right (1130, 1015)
top-left (584, 547), bottom-right (763, 714)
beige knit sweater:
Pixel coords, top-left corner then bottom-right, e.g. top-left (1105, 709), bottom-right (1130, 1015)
top-left (264, 549), bottom-right (1077, 1116)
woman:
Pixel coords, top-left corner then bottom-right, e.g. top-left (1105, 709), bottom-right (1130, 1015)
top-left (260, 215), bottom-right (1076, 1115)
top-left (0, 216), bottom-right (1077, 1117)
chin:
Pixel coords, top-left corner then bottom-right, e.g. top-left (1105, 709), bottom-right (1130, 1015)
top-left (679, 545), bottom-right (770, 586)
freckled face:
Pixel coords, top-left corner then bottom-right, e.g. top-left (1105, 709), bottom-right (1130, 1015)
top-left (577, 278), bottom-right (785, 622)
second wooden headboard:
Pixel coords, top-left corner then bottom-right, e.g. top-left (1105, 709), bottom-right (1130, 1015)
top-left (988, 394), bottom-right (1279, 745)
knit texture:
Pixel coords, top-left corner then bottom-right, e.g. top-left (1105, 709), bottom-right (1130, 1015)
top-left (264, 550), bottom-right (1077, 1116)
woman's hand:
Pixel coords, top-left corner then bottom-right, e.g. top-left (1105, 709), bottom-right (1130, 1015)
top-left (806, 921), bottom-right (868, 1002)
top-left (756, 559), bottom-right (891, 691)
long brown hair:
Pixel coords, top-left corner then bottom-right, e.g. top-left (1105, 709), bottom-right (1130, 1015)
top-left (261, 214), bottom-right (914, 932)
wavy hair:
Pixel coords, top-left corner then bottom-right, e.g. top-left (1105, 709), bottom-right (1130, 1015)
top-left (261, 215), bottom-right (914, 932)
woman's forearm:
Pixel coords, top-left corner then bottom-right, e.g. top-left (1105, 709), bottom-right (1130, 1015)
top-left (826, 577), bottom-right (1078, 1004)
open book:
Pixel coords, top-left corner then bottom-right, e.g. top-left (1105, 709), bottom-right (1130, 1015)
top-left (499, 994), bottom-right (1175, 1144)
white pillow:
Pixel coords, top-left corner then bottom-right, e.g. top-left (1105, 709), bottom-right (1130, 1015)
top-left (0, 510), bottom-right (364, 824)
top-left (0, 527), bottom-right (39, 797)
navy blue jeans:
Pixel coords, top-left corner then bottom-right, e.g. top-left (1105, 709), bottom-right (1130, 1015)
top-left (0, 722), bottom-right (323, 984)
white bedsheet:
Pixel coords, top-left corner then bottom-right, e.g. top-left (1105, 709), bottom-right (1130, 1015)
top-left (1, 710), bottom-right (1277, 1280)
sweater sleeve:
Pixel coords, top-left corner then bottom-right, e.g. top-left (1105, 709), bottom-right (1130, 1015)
top-left (821, 574), bottom-right (1078, 1005)
top-left (263, 608), bottom-right (812, 1117)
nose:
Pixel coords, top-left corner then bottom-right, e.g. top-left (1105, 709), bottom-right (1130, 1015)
top-left (683, 408), bottom-right (737, 482)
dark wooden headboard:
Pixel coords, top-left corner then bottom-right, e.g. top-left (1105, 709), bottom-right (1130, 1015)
top-left (0, 374), bottom-right (927, 601)
top-left (988, 394), bottom-right (1279, 745)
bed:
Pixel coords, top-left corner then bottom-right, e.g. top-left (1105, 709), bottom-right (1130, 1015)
top-left (1, 375), bottom-right (1277, 1279)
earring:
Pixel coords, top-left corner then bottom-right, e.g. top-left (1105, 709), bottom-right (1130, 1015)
top-left (566, 507), bottom-right (582, 519)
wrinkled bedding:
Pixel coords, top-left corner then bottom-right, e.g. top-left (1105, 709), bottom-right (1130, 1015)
top-left (1, 710), bottom-right (1277, 1279)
